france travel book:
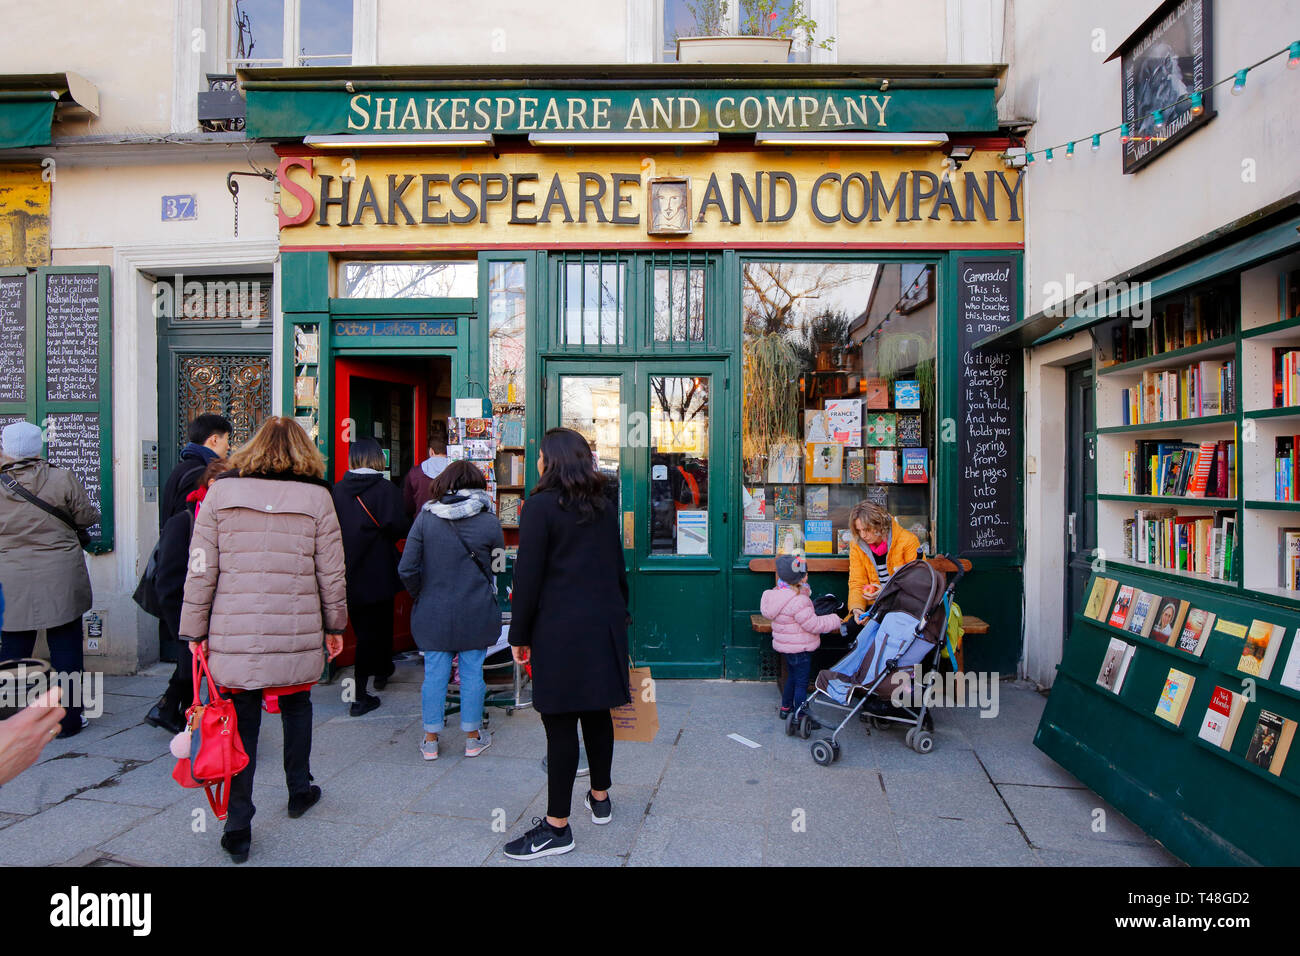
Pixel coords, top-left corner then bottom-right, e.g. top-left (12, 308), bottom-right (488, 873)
top-left (1245, 709), bottom-right (1297, 776)
top-left (1096, 638), bottom-right (1136, 694)
top-left (1197, 685), bottom-right (1247, 750)
top-left (1154, 668), bottom-right (1196, 727)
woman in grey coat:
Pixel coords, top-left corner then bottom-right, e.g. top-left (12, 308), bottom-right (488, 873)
top-left (398, 459), bottom-right (504, 761)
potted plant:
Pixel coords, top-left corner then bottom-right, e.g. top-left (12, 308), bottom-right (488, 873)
top-left (675, 0), bottom-right (834, 64)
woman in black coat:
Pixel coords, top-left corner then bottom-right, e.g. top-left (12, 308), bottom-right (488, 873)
top-left (331, 439), bottom-right (410, 716)
top-left (505, 427), bottom-right (629, 861)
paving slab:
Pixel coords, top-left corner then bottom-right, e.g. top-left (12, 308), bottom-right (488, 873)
top-left (630, 814), bottom-right (765, 867)
top-left (0, 797), bottom-right (156, 866)
top-left (405, 755), bottom-right (545, 822)
top-left (350, 813), bottom-right (499, 867)
top-left (998, 783), bottom-right (1156, 852)
top-left (893, 817), bottom-right (1038, 867)
top-left (0, 754), bottom-right (126, 815)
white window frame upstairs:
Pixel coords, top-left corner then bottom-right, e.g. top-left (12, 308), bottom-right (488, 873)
top-left (223, 0), bottom-right (369, 72)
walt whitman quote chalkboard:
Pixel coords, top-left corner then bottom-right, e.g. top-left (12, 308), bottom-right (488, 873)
top-left (45, 412), bottom-right (103, 539)
top-left (0, 275), bottom-right (26, 404)
top-left (44, 271), bottom-right (101, 402)
top-left (956, 256), bottom-right (1021, 558)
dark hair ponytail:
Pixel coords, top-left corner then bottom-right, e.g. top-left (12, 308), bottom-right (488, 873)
top-left (532, 427), bottom-right (609, 523)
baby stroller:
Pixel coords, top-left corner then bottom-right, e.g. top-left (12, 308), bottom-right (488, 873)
top-left (788, 555), bottom-right (969, 765)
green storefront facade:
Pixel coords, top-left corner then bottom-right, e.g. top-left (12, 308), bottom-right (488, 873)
top-left (253, 65), bottom-right (1027, 681)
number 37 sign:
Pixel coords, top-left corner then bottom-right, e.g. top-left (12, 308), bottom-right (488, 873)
top-left (161, 194), bottom-right (197, 221)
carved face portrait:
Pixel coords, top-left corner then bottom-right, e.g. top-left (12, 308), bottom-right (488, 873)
top-left (648, 179), bottom-right (691, 236)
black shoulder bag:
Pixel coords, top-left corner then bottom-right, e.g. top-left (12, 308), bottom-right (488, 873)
top-left (0, 472), bottom-right (91, 548)
top-left (439, 516), bottom-right (497, 593)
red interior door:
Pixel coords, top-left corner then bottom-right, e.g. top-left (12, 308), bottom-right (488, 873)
top-left (333, 357), bottom-right (430, 664)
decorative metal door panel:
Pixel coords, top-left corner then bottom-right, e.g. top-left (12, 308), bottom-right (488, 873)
top-left (176, 352), bottom-right (272, 455)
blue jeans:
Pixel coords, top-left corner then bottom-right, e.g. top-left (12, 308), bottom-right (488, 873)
top-left (781, 651), bottom-right (813, 712)
top-left (422, 648), bottom-right (487, 733)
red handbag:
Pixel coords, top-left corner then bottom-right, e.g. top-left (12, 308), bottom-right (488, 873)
top-left (171, 646), bottom-right (250, 821)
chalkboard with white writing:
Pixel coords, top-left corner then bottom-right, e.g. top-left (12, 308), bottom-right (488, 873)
top-left (44, 271), bottom-right (101, 403)
top-left (956, 256), bottom-right (1021, 558)
top-left (0, 275), bottom-right (27, 404)
top-left (45, 412), bottom-right (103, 540)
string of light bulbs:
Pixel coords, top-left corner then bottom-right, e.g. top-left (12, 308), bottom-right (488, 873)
top-left (1014, 40), bottom-right (1299, 165)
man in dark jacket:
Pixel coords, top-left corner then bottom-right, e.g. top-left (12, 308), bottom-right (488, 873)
top-left (402, 422), bottom-right (449, 517)
top-left (159, 414), bottom-right (231, 528)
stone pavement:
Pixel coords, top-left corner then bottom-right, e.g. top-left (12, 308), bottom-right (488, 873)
top-left (0, 661), bottom-right (1181, 867)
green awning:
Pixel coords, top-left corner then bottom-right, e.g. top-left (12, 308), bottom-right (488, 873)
top-left (0, 74), bottom-right (99, 148)
top-left (975, 212), bottom-right (1300, 351)
top-left (0, 93), bottom-right (57, 148)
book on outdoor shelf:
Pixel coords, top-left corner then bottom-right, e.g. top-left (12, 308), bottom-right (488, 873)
top-left (1122, 508), bottom-right (1236, 580)
top-left (902, 448), bottom-right (929, 484)
top-left (498, 493), bottom-right (522, 528)
top-left (1276, 629), bottom-right (1300, 692)
top-left (1154, 668), bottom-right (1196, 727)
top-left (1245, 710), bottom-right (1297, 776)
top-left (1197, 686), bottom-right (1248, 750)
top-left (1274, 347), bottom-right (1300, 408)
top-left (1148, 596), bottom-right (1189, 644)
top-left (1175, 607), bottom-right (1215, 655)
top-left (1275, 440), bottom-right (1300, 502)
top-left (1096, 638), bottom-right (1136, 694)
top-left (896, 413), bottom-right (923, 447)
top-left (1238, 620), bottom-right (1285, 680)
top-left (893, 380), bottom-right (921, 409)
top-left (1119, 360), bottom-right (1234, 424)
top-left (1122, 438), bottom-right (1234, 498)
top-left (1124, 590), bottom-right (1159, 638)
top-left (1281, 527), bottom-right (1300, 590)
top-left (1108, 585), bottom-right (1136, 628)
top-left (1107, 297), bottom-right (1232, 366)
top-left (1083, 577), bottom-right (1113, 620)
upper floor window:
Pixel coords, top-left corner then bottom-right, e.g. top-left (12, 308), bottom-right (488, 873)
top-left (662, 0), bottom-right (814, 63)
top-left (228, 0), bottom-right (353, 70)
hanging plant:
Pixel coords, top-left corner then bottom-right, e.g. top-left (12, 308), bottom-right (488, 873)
top-left (875, 330), bottom-right (933, 382)
top-left (742, 332), bottom-right (801, 466)
top-left (915, 357), bottom-right (936, 411)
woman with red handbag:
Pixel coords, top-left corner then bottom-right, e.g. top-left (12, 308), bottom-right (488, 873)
top-left (179, 417), bottom-right (348, 864)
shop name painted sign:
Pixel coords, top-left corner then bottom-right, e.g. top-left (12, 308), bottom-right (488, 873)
top-left (280, 160), bottom-right (1023, 230)
top-left (246, 87), bottom-right (998, 138)
top-left (334, 319), bottom-right (456, 337)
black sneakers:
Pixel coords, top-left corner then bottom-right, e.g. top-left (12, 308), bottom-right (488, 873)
top-left (287, 785), bottom-right (322, 819)
top-left (503, 817), bottom-right (575, 860)
top-left (350, 693), bottom-right (380, 717)
top-left (584, 790), bottom-right (612, 825)
top-left (220, 828), bottom-right (251, 864)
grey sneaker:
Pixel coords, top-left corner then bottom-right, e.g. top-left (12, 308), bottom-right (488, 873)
top-left (465, 729), bottom-right (492, 757)
top-left (420, 735), bottom-right (439, 761)
top-left (584, 790), bottom-right (612, 825)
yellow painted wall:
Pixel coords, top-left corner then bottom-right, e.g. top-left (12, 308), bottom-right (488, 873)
top-left (0, 165), bottom-right (51, 266)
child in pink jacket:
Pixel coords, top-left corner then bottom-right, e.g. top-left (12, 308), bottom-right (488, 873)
top-left (761, 553), bottom-right (845, 719)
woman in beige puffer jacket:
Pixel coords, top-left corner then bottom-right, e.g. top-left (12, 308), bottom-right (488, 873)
top-left (179, 416), bottom-right (347, 863)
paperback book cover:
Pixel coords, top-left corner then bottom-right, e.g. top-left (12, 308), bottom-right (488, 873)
top-left (875, 450), bottom-right (900, 484)
top-left (845, 450), bottom-right (867, 484)
top-left (1175, 607), bottom-right (1215, 655)
top-left (1108, 585), bottom-right (1136, 628)
top-left (1245, 710), bottom-right (1297, 775)
top-left (866, 413), bottom-right (897, 447)
top-left (864, 378), bottom-right (890, 410)
top-left (893, 380), bottom-right (921, 409)
top-left (896, 413), bottom-right (923, 447)
top-left (464, 439), bottom-right (496, 461)
top-left (804, 408), bottom-right (834, 443)
top-left (744, 521), bottom-right (775, 555)
top-left (805, 486), bottom-right (829, 518)
top-left (1124, 590), bottom-right (1158, 637)
top-left (835, 528), bottom-right (852, 555)
top-left (1154, 668), bottom-right (1196, 726)
top-left (1083, 577), bottom-right (1112, 620)
top-left (804, 520), bottom-right (833, 554)
top-left (901, 448), bottom-right (929, 484)
top-left (773, 485), bottom-right (799, 520)
top-left (1197, 686), bottom-right (1247, 750)
top-left (767, 442), bottom-right (802, 484)
top-left (1148, 596), bottom-right (1190, 644)
top-left (825, 399), bottom-right (862, 446)
top-left (742, 486), bottom-right (767, 519)
top-left (775, 522), bottom-right (804, 555)
top-left (1096, 638), bottom-right (1136, 693)
top-left (1239, 620), bottom-right (1285, 679)
top-left (498, 493), bottom-right (522, 528)
top-left (805, 443), bottom-right (844, 483)
top-left (865, 486), bottom-right (889, 507)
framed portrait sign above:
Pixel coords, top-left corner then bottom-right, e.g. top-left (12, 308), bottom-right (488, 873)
top-left (647, 177), bottom-right (691, 236)
top-left (1108, 0), bottom-right (1215, 174)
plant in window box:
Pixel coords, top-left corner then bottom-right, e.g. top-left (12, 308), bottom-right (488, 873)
top-left (742, 332), bottom-right (801, 475)
top-left (675, 0), bottom-right (834, 62)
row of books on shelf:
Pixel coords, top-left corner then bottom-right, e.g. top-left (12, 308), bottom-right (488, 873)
top-left (1275, 436), bottom-right (1300, 502)
top-left (1107, 295), bottom-right (1234, 366)
top-left (1118, 360), bottom-right (1234, 424)
top-left (744, 521), bottom-right (851, 556)
top-left (764, 445), bottom-right (929, 485)
top-left (1120, 439), bottom-right (1235, 498)
top-left (1279, 528), bottom-right (1300, 591)
top-left (1273, 348), bottom-right (1300, 408)
top-left (1096, 640), bottom-right (1296, 776)
top-left (1119, 508), bottom-right (1236, 579)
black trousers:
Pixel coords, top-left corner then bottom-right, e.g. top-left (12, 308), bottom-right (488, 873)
top-left (540, 709), bottom-right (614, 820)
top-left (225, 688), bottom-right (313, 832)
top-left (161, 622), bottom-right (193, 708)
top-left (349, 597), bottom-right (394, 695)
top-left (1, 619), bottom-right (84, 735)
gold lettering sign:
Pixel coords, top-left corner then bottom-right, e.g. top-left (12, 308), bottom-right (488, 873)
top-left (276, 150), bottom-right (1023, 248)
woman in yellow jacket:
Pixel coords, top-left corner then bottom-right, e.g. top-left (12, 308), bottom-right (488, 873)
top-left (847, 501), bottom-right (920, 620)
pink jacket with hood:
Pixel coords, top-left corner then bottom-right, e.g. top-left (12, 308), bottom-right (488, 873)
top-left (760, 584), bottom-right (843, 654)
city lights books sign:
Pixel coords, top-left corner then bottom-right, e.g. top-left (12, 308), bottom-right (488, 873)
top-left (1109, 0), bottom-right (1214, 174)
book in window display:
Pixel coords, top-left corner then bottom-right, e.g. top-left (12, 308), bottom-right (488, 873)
top-left (864, 485), bottom-right (888, 507)
top-left (901, 448), bottom-right (928, 484)
top-left (864, 378), bottom-right (889, 410)
top-left (1245, 710), bottom-right (1297, 775)
top-left (896, 413), bottom-right (922, 448)
top-left (742, 486), bottom-right (767, 519)
top-left (773, 485), bottom-right (799, 519)
top-left (824, 399), bottom-right (862, 446)
top-left (835, 528), bottom-right (852, 555)
top-left (744, 520), bottom-right (775, 555)
top-left (767, 442), bottom-right (802, 484)
top-left (805, 520), bottom-right (832, 554)
top-left (893, 380), bottom-right (921, 409)
top-left (805, 443), bottom-right (842, 484)
top-left (845, 450), bottom-right (867, 484)
top-left (866, 413), bottom-right (896, 447)
top-left (805, 486), bottom-right (829, 518)
top-left (775, 522), bottom-right (803, 554)
top-left (874, 449), bottom-right (899, 484)
top-left (804, 409), bottom-right (834, 443)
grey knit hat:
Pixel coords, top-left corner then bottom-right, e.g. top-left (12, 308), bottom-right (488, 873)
top-left (775, 552), bottom-right (807, 586)
top-left (1, 421), bottom-right (42, 461)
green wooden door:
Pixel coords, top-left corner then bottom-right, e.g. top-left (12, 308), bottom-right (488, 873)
top-left (545, 358), bottom-right (729, 677)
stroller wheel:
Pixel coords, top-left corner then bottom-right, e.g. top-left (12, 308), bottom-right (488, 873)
top-left (911, 730), bottom-right (935, 754)
top-left (904, 728), bottom-right (916, 748)
top-left (810, 739), bottom-right (834, 766)
top-left (785, 711), bottom-right (798, 737)
top-left (798, 713), bottom-right (813, 739)
top-left (830, 741), bottom-right (842, 762)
